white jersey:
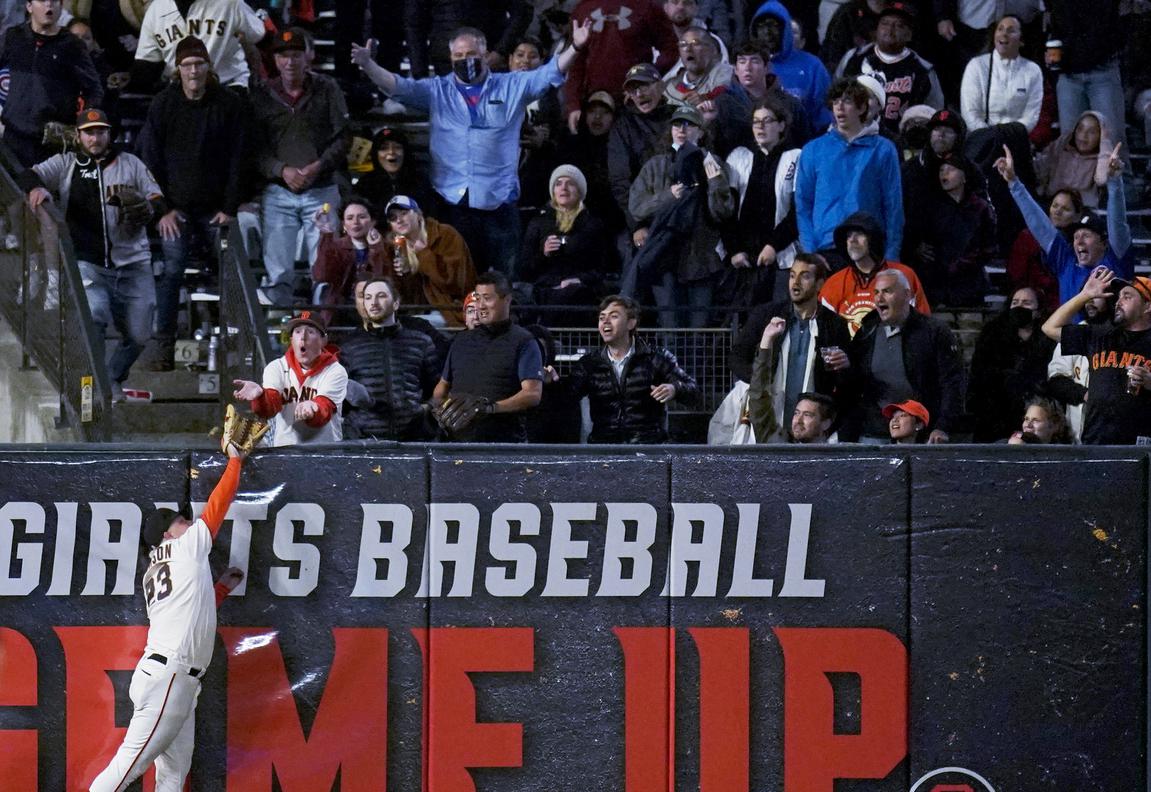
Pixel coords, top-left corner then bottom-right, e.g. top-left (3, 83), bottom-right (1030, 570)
top-left (135, 0), bottom-right (265, 87)
top-left (262, 354), bottom-right (348, 446)
top-left (143, 519), bottom-right (216, 670)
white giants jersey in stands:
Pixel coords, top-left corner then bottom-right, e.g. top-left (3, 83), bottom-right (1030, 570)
top-left (143, 520), bottom-right (216, 670)
top-left (261, 355), bottom-right (348, 446)
top-left (136, 0), bottom-right (265, 87)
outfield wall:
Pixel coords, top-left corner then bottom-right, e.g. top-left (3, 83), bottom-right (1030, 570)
top-left (0, 446), bottom-right (1146, 791)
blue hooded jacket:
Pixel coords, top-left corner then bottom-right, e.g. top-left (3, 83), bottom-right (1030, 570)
top-left (751, 1), bottom-right (832, 129)
top-left (795, 121), bottom-right (904, 259)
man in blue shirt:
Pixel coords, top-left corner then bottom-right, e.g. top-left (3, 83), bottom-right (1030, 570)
top-left (352, 20), bottom-right (590, 278)
top-left (996, 143), bottom-right (1133, 306)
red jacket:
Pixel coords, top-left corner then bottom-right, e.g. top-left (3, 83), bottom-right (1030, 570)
top-left (565, 0), bottom-right (679, 116)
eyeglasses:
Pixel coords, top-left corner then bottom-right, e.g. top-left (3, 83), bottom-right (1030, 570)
top-left (671, 120), bottom-right (698, 129)
top-left (751, 116), bottom-right (780, 127)
top-left (678, 40), bottom-right (706, 49)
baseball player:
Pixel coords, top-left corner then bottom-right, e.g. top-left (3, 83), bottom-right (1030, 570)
top-left (134, 0), bottom-right (265, 88)
top-left (88, 443), bottom-right (248, 792)
top-left (233, 311), bottom-right (348, 445)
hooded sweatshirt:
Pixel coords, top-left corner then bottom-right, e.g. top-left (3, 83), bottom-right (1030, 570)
top-left (751, 2), bottom-right (832, 129)
top-left (819, 211), bottom-right (931, 335)
top-left (795, 118), bottom-right (904, 260)
top-left (1036, 110), bottom-right (1113, 208)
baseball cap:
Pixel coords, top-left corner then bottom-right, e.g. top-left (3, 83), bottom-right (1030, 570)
top-left (623, 63), bottom-right (661, 86)
top-left (1112, 275), bottom-right (1151, 303)
top-left (585, 90), bottom-right (617, 112)
top-left (286, 310), bottom-right (327, 336)
top-left (463, 291), bottom-right (479, 310)
top-left (271, 27), bottom-right (309, 53)
top-left (373, 125), bottom-right (408, 149)
top-left (175, 35), bottom-right (210, 65)
top-left (385, 195), bottom-right (421, 215)
top-left (670, 104), bottom-right (704, 127)
top-left (928, 108), bottom-right (965, 136)
top-left (142, 508), bottom-right (182, 547)
top-left (879, 1), bottom-right (917, 21)
top-left (1067, 211), bottom-right (1107, 238)
top-left (882, 400), bottom-right (930, 425)
top-left (76, 108), bottom-right (111, 130)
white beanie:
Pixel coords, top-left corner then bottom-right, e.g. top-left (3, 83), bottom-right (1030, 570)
top-left (855, 74), bottom-right (887, 116)
top-left (549, 164), bottom-right (587, 200)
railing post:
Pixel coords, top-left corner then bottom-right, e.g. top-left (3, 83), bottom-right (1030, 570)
top-left (19, 204), bottom-right (31, 370)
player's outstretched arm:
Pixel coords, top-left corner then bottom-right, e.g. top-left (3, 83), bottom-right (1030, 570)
top-left (203, 447), bottom-right (244, 538)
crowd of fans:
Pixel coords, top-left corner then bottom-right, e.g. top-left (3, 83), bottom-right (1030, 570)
top-left (4, 0), bottom-right (1151, 446)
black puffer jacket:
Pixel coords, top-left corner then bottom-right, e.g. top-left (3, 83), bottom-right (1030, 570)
top-left (568, 338), bottom-right (699, 444)
top-left (340, 323), bottom-right (441, 440)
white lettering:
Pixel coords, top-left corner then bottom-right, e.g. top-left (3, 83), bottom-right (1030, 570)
top-left (0, 502), bottom-right (45, 595)
top-left (46, 502), bottom-right (77, 596)
top-left (82, 502), bottom-right (142, 596)
top-left (726, 503), bottom-right (774, 597)
top-left (219, 501), bottom-right (267, 596)
top-left (268, 503), bottom-right (324, 597)
top-left (663, 503), bottom-right (724, 597)
top-left (778, 503), bottom-right (825, 597)
top-left (596, 502), bottom-right (657, 597)
top-left (351, 504), bottom-right (413, 597)
top-left (486, 503), bottom-right (539, 597)
top-left (542, 503), bottom-right (596, 597)
top-left (419, 503), bottom-right (479, 597)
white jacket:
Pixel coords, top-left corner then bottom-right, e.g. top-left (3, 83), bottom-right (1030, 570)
top-left (724, 145), bottom-right (801, 270)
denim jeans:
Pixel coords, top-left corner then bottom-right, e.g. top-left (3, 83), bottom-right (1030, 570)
top-left (437, 199), bottom-right (521, 278)
top-left (1057, 59), bottom-right (1128, 155)
top-left (78, 260), bottom-right (156, 383)
top-left (261, 183), bottom-right (340, 307)
top-left (157, 213), bottom-right (221, 339)
top-left (651, 272), bottom-right (714, 329)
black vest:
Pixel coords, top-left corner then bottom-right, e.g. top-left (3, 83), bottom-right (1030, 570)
top-left (447, 320), bottom-right (535, 442)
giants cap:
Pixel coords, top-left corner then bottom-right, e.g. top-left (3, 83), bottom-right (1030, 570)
top-left (1112, 275), bottom-right (1151, 303)
top-left (76, 108), bottom-right (111, 130)
top-left (286, 310), bottom-right (327, 336)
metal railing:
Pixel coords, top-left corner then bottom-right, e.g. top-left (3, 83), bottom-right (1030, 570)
top-left (0, 145), bottom-right (112, 440)
top-left (548, 326), bottom-right (735, 414)
top-left (217, 221), bottom-right (274, 393)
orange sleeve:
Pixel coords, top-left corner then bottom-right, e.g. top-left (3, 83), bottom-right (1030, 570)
top-left (214, 581), bottom-right (231, 608)
top-left (203, 456), bottom-right (242, 538)
top-left (305, 395), bottom-right (336, 427)
top-left (251, 388), bottom-right (283, 418)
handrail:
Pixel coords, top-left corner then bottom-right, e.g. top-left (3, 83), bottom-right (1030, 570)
top-left (0, 142), bottom-right (112, 439)
top-left (217, 219), bottom-right (274, 399)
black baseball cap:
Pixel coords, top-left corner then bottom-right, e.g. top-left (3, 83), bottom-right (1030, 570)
top-left (142, 508), bottom-right (182, 547)
top-left (1067, 211), bottom-right (1107, 238)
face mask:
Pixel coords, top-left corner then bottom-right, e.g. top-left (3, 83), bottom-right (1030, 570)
top-left (453, 56), bottom-right (485, 84)
top-left (1008, 306), bottom-right (1034, 328)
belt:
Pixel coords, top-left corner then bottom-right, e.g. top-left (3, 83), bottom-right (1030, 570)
top-left (147, 652), bottom-right (203, 678)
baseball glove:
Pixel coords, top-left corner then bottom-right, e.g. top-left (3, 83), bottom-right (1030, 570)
top-left (221, 403), bottom-right (270, 453)
top-left (107, 187), bottom-right (152, 231)
top-left (41, 122), bottom-right (78, 152)
top-left (433, 393), bottom-right (494, 435)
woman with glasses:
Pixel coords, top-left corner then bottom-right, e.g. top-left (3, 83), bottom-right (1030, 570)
top-left (721, 95), bottom-right (802, 307)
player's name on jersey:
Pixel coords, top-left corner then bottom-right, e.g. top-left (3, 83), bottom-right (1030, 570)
top-left (0, 500), bottom-right (831, 599)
